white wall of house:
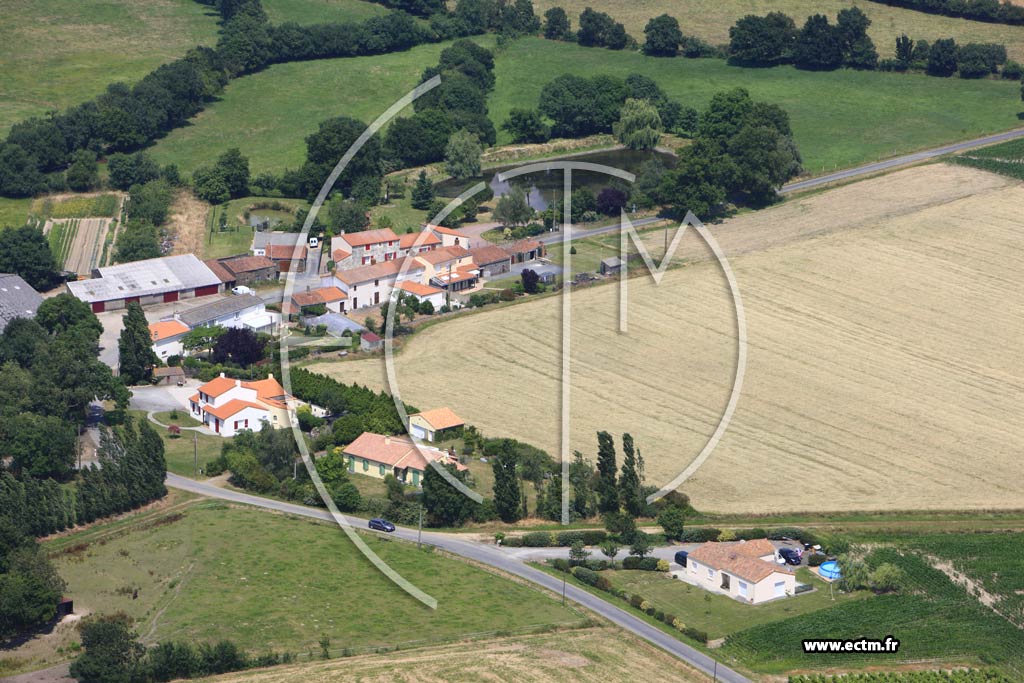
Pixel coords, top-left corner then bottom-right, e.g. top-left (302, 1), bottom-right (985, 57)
top-left (153, 337), bottom-right (184, 359)
top-left (204, 406), bottom-right (271, 437)
top-left (325, 267), bottom-right (426, 310)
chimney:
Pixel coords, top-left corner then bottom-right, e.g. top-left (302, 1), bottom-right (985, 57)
top-left (384, 436), bottom-right (391, 445)
top-left (267, 372), bottom-right (274, 380)
top-left (235, 380), bottom-right (241, 387)
top-left (219, 372), bottom-right (226, 378)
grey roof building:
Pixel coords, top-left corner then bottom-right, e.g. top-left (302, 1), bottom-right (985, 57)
top-left (304, 312), bottom-right (367, 337)
top-left (66, 254), bottom-right (222, 311)
top-left (252, 232), bottom-right (302, 250)
top-left (0, 274), bottom-right (43, 332)
top-left (177, 294), bottom-right (265, 328)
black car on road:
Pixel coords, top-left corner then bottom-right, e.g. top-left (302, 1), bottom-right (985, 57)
top-left (778, 547), bottom-right (802, 565)
top-left (368, 518), bottom-right (395, 532)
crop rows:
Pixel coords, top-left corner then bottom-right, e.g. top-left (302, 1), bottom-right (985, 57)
top-left (789, 668), bottom-right (1014, 683)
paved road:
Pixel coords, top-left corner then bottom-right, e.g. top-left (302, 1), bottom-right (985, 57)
top-left (166, 473), bottom-right (750, 683)
top-left (780, 126), bottom-right (1024, 194)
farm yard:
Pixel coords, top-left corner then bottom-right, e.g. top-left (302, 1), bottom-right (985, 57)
top-left (530, 0), bottom-right (1024, 61)
top-left (192, 627), bottom-right (710, 683)
top-left (148, 35), bottom-right (1022, 177)
top-left (317, 163), bottom-right (1024, 514)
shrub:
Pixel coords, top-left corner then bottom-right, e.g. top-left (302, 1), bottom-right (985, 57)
top-left (639, 600), bottom-right (651, 612)
top-left (639, 557), bottom-right (660, 571)
top-left (717, 528), bottom-right (736, 541)
top-left (672, 617), bottom-right (685, 630)
top-left (734, 527), bottom-right (768, 540)
top-left (550, 557), bottom-right (570, 572)
top-left (622, 556), bottom-right (642, 570)
top-left (683, 626), bottom-right (708, 643)
top-left (654, 609), bottom-right (665, 622)
top-left (580, 530), bottom-right (608, 545)
top-left (556, 530), bottom-right (583, 546)
top-left (494, 532), bottom-right (505, 544)
top-left (679, 527), bottom-right (721, 543)
top-left (1001, 59), bottom-right (1023, 79)
top-left (629, 594), bottom-right (644, 609)
top-left (595, 575), bottom-right (613, 592)
top-left (523, 531), bottom-right (556, 547)
top-left (572, 566), bottom-right (599, 586)
top-left (662, 612), bottom-right (677, 626)
top-left (583, 559), bottom-right (609, 571)
top-left (498, 288), bottom-right (516, 301)
top-left (656, 559), bottom-right (669, 572)
top-left (501, 535), bottom-right (523, 547)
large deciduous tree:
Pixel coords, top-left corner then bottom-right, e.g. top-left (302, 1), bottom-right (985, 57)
top-left (444, 129), bottom-right (483, 180)
top-left (643, 14), bottom-right (683, 57)
top-left (614, 98), bottom-right (663, 151)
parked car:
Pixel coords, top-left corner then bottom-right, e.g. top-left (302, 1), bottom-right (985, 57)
top-left (674, 550), bottom-right (689, 567)
top-left (368, 518), bottom-right (395, 532)
top-left (778, 547), bottom-right (802, 565)
top-left (231, 285), bottom-right (253, 295)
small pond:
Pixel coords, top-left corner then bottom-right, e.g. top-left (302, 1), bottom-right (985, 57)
top-left (434, 148), bottom-right (677, 211)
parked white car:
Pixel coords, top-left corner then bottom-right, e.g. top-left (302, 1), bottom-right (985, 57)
top-left (231, 286), bottom-right (254, 295)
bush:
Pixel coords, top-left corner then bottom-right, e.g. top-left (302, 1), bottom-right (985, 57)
top-left (717, 528), bottom-right (737, 541)
top-left (550, 557), bottom-right (570, 572)
top-left (205, 457), bottom-right (226, 476)
top-left (656, 559), bottom-right (669, 572)
top-left (1001, 59), bottom-right (1024, 79)
top-left (622, 556), bottom-right (661, 571)
top-left (734, 527), bottom-right (768, 540)
top-left (807, 553), bottom-right (827, 567)
top-left (501, 535), bottom-right (523, 547)
top-left (629, 594), bottom-right (644, 609)
top-left (522, 531), bottom-right (556, 547)
top-left (579, 530), bottom-right (608, 545)
top-left (556, 530), bottom-right (583, 546)
top-left (682, 626), bottom-right (708, 643)
top-left (583, 559), bottom-right (609, 571)
top-left (661, 612), bottom-right (677, 626)
top-left (595, 575), bottom-right (613, 591)
top-left (679, 527), bottom-right (721, 543)
top-left (622, 556), bottom-right (642, 570)
top-left (572, 566), bottom-right (599, 586)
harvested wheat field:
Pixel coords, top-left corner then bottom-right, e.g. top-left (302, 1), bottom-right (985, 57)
top-left (318, 163), bottom-right (1024, 513)
top-left (195, 628), bottom-right (709, 683)
top-left (167, 190), bottom-right (210, 258)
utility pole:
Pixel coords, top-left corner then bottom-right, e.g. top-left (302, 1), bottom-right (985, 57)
top-left (193, 431), bottom-right (198, 476)
top-left (417, 503), bottom-right (423, 549)
top-left (713, 659), bottom-right (718, 682)
top-left (562, 572), bottom-right (567, 606)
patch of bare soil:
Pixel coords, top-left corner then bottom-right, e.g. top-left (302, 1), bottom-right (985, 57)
top-left (925, 554), bottom-right (1022, 629)
top-left (167, 190), bottom-right (209, 258)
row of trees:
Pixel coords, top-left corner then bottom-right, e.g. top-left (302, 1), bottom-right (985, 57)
top-left (541, 7), bottom-right (631, 50)
top-left (71, 612), bottom-right (281, 683)
top-left (866, 0), bottom-right (1024, 26)
top-left (728, 9), bottom-right (879, 70)
top-left (728, 9), bottom-right (1012, 78)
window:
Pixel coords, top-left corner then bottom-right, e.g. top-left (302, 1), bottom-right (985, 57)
top-left (379, 464), bottom-right (386, 475)
top-left (374, 279), bottom-right (379, 286)
top-left (739, 581), bottom-right (748, 597)
top-left (707, 568), bottom-right (714, 580)
top-left (348, 457), bottom-right (355, 472)
top-left (362, 459), bottom-right (369, 471)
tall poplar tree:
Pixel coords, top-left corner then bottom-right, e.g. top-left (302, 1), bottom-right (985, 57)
top-left (596, 431), bottom-right (619, 513)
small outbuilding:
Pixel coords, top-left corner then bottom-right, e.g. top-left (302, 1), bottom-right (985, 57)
top-left (152, 366), bottom-right (186, 385)
top-left (600, 256), bottom-right (623, 276)
top-left (409, 407), bottom-right (465, 442)
top-left (360, 331), bottom-right (382, 351)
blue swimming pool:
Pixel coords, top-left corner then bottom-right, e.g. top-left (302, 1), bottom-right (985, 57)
top-left (819, 560), bottom-right (842, 579)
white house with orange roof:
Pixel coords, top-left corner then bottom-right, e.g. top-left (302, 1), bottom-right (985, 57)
top-left (290, 286), bottom-right (348, 314)
top-left (322, 258), bottom-right (425, 310)
top-left (427, 224), bottom-right (471, 249)
top-left (396, 229), bottom-right (441, 258)
top-left (148, 320), bottom-right (190, 359)
top-left (188, 372), bottom-right (298, 437)
top-left (415, 246), bottom-right (479, 293)
top-left (408, 407), bottom-right (465, 442)
top-left (683, 540), bottom-right (796, 604)
top-left (331, 228), bottom-right (400, 270)
top-left (341, 432), bottom-right (467, 487)
top-left (395, 281), bottom-right (445, 311)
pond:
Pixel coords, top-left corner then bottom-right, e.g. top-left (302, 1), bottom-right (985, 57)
top-left (434, 148), bottom-right (677, 211)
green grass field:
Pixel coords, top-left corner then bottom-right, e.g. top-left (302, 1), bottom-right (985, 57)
top-left (127, 410), bottom-right (221, 478)
top-left (531, 0), bottom-right (1024, 62)
top-left (150, 34), bottom-right (1020, 180)
top-left (149, 40), bottom-right (470, 175)
top-left (723, 545), bottom-right (1024, 675)
top-left (46, 500), bottom-right (582, 656)
top-left (32, 194), bottom-right (120, 219)
top-left (608, 568), bottom-right (867, 640)
top-left (262, 0), bottom-right (389, 24)
top-left (0, 198), bottom-right (32, 229)
top-left (0, 0), bottom-right (219, 135)
top-left (490, 38), bottom-right (1023, 174)
top-left (952, 137), bottom-right (1024, 179)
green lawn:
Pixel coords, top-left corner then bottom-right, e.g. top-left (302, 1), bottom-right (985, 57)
top-left (46, 501), bottom-right (582, 656)
top-left (0, 0), bottom-right (219, 135)
top-left (151, 34), bottom-right (1020, 181)
top-left (490, 37), bottom-right (1023, 175)
top-left (262, 0), bottom-right (389, 24)
top-left (0, 198), bottom-right (32, 229)
top-left (149, 40), bottom-right (478, 175)
top-left (723, 546), bottom-right (1024, 675)
top-left (203, 196), bottom-right (310, 259)
top-left (128, 410), bottom-right (221, 478)
top-left (608, 568), bottom-right (867, 640)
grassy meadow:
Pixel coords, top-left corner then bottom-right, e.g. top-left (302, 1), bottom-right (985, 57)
top-left (531, 0), bottom-right (1024, 62)
top-left (262, 0), bottom-right (390, 24)
top-left (0, 0), bottom-right (219, 135)
top-left (150, 34), bottom-right (1021, 179)
top-left (26, 499), bottom-right (583, 669)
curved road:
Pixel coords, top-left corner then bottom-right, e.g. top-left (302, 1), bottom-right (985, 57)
top-left (166, 473), bottom-right (749, 683)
